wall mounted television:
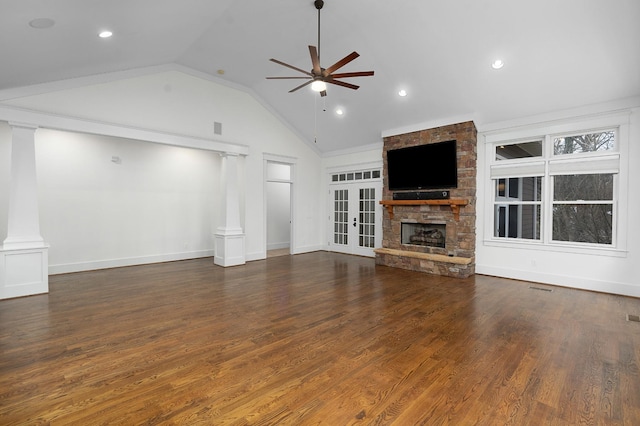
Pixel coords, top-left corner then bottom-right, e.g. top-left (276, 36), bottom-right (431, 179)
top-left (386, 140), bottom-right (458, 191)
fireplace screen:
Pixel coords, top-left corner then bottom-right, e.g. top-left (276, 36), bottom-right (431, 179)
top-left (401, 223), bottom-right (446, 248)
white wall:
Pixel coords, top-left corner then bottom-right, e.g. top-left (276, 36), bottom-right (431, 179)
top-left (35, 130), bottom-right (220, 273)
top-left (475, 102), bottom-right (640, 297)
top-left (0, 68), bottom-right (324, 272)
top-left (0, 123), bottom-right (10, 240)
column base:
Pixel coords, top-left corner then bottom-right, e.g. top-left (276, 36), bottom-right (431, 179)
top-left (0, 245), bottom-right (49, 299)
top-left (214, 231), bottom-right (245, 267)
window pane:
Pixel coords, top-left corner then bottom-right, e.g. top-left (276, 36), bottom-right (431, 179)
top-left (552, 204), bottom-right (612, 244)
top-left (496, 141), bottom-right (542, 160)
top-left (494, 204), bottom-right (541, 240)
top-left (520, 205), bottom-right (541, 239)
top-left (521, 177), bottom-right (542, 201)
top-left (508, 205), bottom-right (518, 238)
top-left (553, 131), bottom-right (614, 155)
top-left (495, 177), bottom-right (542, 201)
top-left (508, 178), bottom-right (519, 198)
top-left (497, 179), bottom-right (506, 197)
top-left (554, 174), bottom-right (613, 201)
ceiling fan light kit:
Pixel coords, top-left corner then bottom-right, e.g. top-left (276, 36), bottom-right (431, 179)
top-left (311, 80), bottom-right (327, 92)
top-left (266, 0), bottom-right (374, 97)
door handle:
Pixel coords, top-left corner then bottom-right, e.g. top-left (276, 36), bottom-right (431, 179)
top-left (353, 217), bottom-right (357, 227)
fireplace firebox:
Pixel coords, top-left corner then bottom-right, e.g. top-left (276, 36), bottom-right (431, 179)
top-left (401, 222), bottom-right (446, 248)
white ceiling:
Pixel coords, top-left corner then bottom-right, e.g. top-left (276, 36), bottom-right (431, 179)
top-left (1, 0), bottom-right (639, 153)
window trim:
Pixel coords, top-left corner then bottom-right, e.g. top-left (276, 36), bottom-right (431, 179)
top-left (482, 111), bottom-right (630, 256)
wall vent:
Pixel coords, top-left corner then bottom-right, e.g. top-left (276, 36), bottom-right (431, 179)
top-left (214, 121), bottom-right (222, 135)
top-left (627, 314), bottom-right (640, 322)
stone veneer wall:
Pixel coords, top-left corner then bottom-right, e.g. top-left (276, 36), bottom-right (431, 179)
top-left (376, 121), bottom-right (477, 278)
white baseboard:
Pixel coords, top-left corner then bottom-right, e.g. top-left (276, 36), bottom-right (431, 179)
top-left (267, 242), bottom-right (290, 250)
top-left (49, 250), bottom-right (215, 275)
top-left (476, 264), bottom-right (640, 298)
top-left (290, 245), bottom-right (323, 255)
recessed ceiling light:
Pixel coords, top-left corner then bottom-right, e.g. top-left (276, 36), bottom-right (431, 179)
top-left (217, 69), bottom-right (225, 75)
top-left (29, 18), bottom-right (55, 29)
top-left (491, 59), bottom-right (504, 69)
top-left (398, 89), bottom-right (407, 97)
top-left (335, 108), bottom-right (344, 116)
top-left (98, 30), bottom-right (113, 38)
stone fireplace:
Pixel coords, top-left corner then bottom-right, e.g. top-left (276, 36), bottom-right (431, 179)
top-left (375, 121), bottom-right (477, 278)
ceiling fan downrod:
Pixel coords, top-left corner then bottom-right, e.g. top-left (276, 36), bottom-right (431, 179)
top-left (315, 0), bottom-right (323, 62)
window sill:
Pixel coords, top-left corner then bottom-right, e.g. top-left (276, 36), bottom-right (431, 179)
top-left (482, 238), bottom-right (628, 258)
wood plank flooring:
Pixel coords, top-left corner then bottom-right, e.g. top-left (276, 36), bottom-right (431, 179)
top-left (1, 252), bottom-right (639, 425)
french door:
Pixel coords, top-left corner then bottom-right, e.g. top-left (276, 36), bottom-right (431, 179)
top-left (329, 181), bottom-right (382, 257)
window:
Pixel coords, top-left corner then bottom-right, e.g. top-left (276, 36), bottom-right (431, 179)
top-left (552, 174), bottom-right (613, 244)
top-left (494, 177), bottom-right (542, 239)
top-left (330, 168), bottom-right (380, 184)
top-left (553, 131), bottom-right (614, 155)
top-left (496, 140), bottom-right (542, 160)
top-left (489, 129), bottom-right (620, 248)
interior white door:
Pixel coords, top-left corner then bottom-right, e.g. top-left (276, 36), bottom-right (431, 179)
top-left (329, 182), bottom-right (382, 257)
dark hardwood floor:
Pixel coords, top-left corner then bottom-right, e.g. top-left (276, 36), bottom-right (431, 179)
top-left (1, 252), bottom-right (639, 425)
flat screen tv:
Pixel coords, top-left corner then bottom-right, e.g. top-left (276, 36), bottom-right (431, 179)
top-left (386, 140), bottom-right (458, 191)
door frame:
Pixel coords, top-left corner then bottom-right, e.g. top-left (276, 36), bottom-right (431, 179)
top-left (263, 153), bottom-right (297, 258)
top-left (326, 166), bottom-right (383, 257)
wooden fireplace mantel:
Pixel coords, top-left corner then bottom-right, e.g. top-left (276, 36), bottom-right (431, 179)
top-left (379, 199), bottom-right (469, 221)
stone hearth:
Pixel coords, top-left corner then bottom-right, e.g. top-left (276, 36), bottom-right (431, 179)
top-left (375, 121), bottom-right (477, 278)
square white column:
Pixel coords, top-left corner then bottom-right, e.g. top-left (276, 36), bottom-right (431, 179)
top-left (214, 153), bottom-right (246, 267)
top-left (1, 123), bottom-right (49, 299)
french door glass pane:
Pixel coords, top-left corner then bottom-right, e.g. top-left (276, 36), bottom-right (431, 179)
top-left (333, 190), bottom-right (348, 245)
top-left (359, 188), bottom-right (375, 248)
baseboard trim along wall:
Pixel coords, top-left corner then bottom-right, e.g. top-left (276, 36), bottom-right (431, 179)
top-left (48, 250), bottom-right (216, 275)
top-left (476, 264), bottom-right (640, 298)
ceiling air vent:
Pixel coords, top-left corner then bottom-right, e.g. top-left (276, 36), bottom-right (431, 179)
top-left (214, 121), bottom-right (222, 135)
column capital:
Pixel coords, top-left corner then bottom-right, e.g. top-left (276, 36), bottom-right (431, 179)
top-left (8, 121), bottom-right (39, 131)
top-left (218, 151), bottom-right (240, 159)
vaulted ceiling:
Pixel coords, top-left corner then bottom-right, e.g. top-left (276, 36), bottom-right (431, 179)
top-left (2, 0), bottom-right (639, 153)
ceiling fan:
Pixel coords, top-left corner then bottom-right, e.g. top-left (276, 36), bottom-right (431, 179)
top-left (266, 0), bottom-right (374, 97)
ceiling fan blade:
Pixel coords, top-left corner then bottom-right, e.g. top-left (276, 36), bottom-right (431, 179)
top-left (323, 51), bottom-right (360, 75)
top-left (266, 76), bottom-right (312, 79)
top-left (330, 71), bottom-right (374, 78)
top-left (289, 80), bottom-right (313, 93)
top-left (326, 79), bottom-right (360, 90)
top-left (269, 58), bottom-right (312, 77)
top-left (309, 46), bottom-right (321, 74)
